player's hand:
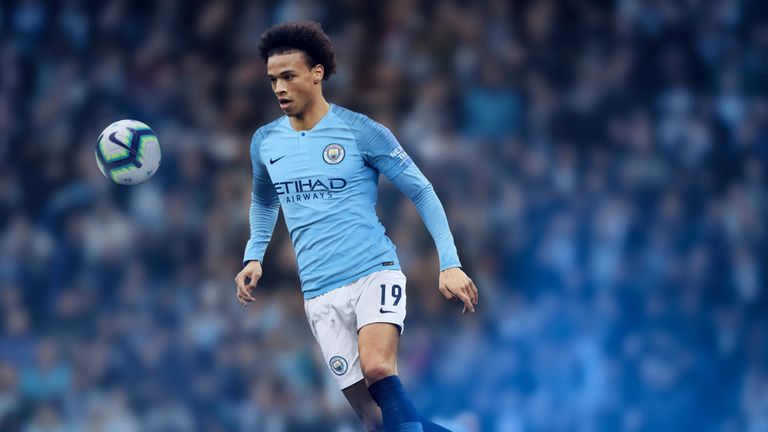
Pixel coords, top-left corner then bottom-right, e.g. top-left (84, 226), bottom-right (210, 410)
top-left (438, 267), bottom-right (478, 313)
top-left (235, 260), bottom-right (263, 305)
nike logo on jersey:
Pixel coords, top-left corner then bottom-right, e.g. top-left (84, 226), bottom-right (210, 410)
top-left (270, 155), bottom-right (285, 164)
top-left (379, 308), bottom-right (397, 314)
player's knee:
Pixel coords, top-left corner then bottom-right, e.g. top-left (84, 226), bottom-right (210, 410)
top-left (361, 362), bottom-right (395, 384)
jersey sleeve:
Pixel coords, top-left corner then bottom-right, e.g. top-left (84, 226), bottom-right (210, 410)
top-left (357, 119), bottom-right (413, 179)
top-left (243, 128), bottom-right (280, 265)
top-left (389, 163), bottom-right (462, 271)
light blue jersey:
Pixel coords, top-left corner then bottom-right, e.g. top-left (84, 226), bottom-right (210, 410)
top-left (244, 104), bottom-right (460, 299)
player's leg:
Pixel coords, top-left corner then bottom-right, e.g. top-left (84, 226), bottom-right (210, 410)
top-left (304, 286), bottom-right (374, 428)
top-left (355, 271), bottom-right (451, 432)
top-left (304, 272), bottom-right (449, 431)
top-left (358, 322), bottom-right (424, 431)
top-left (342, 370), bottom-right (450, 432)
top-left (342, 379), bottom-right (384, 432)
top-left (356, 272), bottom-right (407, 386)
top-left (358, 323), bottom-right (450, 432)
top-left (358, 322), bottom-right (400, 384)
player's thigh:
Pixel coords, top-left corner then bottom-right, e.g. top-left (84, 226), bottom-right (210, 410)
top-left (304, 288), bottom-right (365, 390)
top-left (342, 379), bottom-right (384, 431)
top-left (358, 322), bottom-right (400, 383)
top-left (355, 270), bottom-right (407, 382)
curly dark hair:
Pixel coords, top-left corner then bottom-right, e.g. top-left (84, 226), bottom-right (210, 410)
top-left (258, 21), bottom-right (337, 81)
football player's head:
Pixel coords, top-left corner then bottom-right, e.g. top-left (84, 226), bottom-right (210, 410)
top-left (259, 21), bottom-right (336, 117)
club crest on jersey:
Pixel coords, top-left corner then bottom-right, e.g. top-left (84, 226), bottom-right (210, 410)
top-left (323, 144), bottom-right (345, 164)
top-left (329, 356), bottom-right (348, 375)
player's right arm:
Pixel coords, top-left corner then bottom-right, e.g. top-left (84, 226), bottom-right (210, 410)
top-left (235, 129), bottom-right (280, 305)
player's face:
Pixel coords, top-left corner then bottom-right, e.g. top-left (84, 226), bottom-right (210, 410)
top-left (267, 51), bottom-right (323, 117)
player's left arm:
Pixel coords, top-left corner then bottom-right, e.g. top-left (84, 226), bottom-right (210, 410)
top-left (389, 164), bottom-right (478, 312)
top-left (361, 121), bottom-right (478, 312)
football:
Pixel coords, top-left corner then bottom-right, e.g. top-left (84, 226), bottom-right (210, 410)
top-left (95, 119), bottom-right (161, 185)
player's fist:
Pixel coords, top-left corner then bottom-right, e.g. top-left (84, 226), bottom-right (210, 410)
top-left (438, 267), bottom-right (478, 313)
top-left (235, 260), bottom-right (263, 305)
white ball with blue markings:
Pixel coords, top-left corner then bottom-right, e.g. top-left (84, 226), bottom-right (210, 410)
top-left (95, 119), bottom-right (161, 185)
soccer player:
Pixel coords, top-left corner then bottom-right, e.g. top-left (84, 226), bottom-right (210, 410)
top-left (234, 21), bottom-right (478, 432)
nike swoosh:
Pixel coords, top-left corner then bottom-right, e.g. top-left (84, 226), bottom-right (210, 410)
top-left (379, 308), bottom-right (397, 314)
top-left (270, 155), bottom-right (285, 164)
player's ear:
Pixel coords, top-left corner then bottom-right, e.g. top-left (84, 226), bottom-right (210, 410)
top-left (313, 64), bottom-right (324, 84)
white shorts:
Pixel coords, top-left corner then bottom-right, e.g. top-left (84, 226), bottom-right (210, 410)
top-left (304, 269), bottom-right (407, 390)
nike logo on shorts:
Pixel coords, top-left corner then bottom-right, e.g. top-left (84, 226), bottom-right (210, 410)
top-left (379, 308), bottom-right (397, 314)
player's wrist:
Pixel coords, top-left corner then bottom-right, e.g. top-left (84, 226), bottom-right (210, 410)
top-left (244, 260), bottom-right (263, 272)
top-left (439, 265), bottom-right (461, 273)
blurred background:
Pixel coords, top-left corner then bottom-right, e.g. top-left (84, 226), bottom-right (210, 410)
top-left (1, 0), bottom-right (767, 431)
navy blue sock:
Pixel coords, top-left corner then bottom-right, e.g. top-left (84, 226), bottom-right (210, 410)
top-left (368, 375), bottom-right (424, 432)
top-left (421, 418), bottom-right (451, 432)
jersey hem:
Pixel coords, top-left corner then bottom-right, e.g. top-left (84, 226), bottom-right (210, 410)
top-left (301, 262), bottom-right (401, 300)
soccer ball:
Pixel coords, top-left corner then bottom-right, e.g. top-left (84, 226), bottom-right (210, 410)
top-left (95, 119), bottom-right (161, 185)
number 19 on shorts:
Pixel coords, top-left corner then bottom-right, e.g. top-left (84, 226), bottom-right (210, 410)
top-left (380, 284), bottom-right (402, 314)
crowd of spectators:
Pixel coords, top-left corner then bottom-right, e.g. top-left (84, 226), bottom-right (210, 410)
top-left (1, 0), bottom-right (767, 431)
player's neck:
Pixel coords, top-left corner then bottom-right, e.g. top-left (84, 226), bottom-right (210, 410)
top-left (289, 98), bottom-right (330, 131)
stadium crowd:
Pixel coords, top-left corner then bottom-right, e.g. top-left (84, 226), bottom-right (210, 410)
top-left (1, 0), bottom-right (767, 431)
